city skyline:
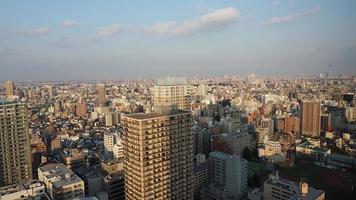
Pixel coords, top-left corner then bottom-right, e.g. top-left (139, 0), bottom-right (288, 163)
top-left (1, 76), bottom-right (355, 199)
top-left (1, 0), bottom-right (356, 80)
top-left (1, 1), bottom-right (356, 199)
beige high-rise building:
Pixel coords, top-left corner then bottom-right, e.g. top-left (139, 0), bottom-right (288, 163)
top-left (300, 101), bottom-right (321, 137)
top-left (153, 77), bottom-right (191, 111)
top-left (97, 83), bottom-right (106, 107)
top-left (122, 110), bottom-right (193, 200)
top-left (5, 81), bottom-right (14, 97)
top-left (75, 102), bottom-right (87, 117)
top-left (284, 116), bottom-right (300, 135)
top-left (0, 100), bottom-right (32, 186)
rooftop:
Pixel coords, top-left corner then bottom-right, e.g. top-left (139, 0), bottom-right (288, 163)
top-left (123, 110), bottom-right (190, 120)
top-left (209, 151), bottom-right (243, 161)
top-left (266, 174), bottom-right (325, 200)
top-left (155, 77), bottom-right (188, 86)
top-left (39, 163), bottom-right (83, 189)
top-left (297, 142), bottom-right (330, 153)
top-left (0, 99), bottom-right (20, 105)
top-left (0, 180), bottom-right (44, 196)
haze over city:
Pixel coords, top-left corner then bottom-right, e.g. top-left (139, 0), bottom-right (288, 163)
top-left (1, 1), bottom-right (356, 200)
top-left (1, 0), bottom-right (356, 80)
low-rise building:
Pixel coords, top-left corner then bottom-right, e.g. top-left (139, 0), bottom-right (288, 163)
top-left (263, 173), bottom-right (325, 200)
top-left (327, 154), bottom-right (356, 170)
top-left (265, 140), bottom-right (282, 157)
top-left (38, 163), bottom-right (85, 200)
top-left (60, 149), bottom-right (86, 169)
top-left (0, 180), bottom-right (48, 200)
top-left (296, 141), bottom-right (331, 163)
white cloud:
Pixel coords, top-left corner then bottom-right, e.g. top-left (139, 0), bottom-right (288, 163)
top-left (96, 24), bottom-right (122, 37)
top-left (270, 0), bottom-right (280, 7)
top-left (62, 20), bottom-right (79, 28)
top-left (144, 7), bottom-right (240, 36)
top-left (18, 27), bottom-right (51, 36)
top-left (265, 7), bottom-right (320, 25)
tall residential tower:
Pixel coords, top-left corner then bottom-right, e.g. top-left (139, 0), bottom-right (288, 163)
top-left (0, 100), bottom-right (32, 186)
top-left (122, 109), bottom-right (193, 199)
top-left (5, 81), bottom-right (14, 97)
top-left (97, 83), bottom-right (107, 107)
top-left (300, 101), bottom-right (321, 138)
top-left (153, 77), bottom-right (191, 111)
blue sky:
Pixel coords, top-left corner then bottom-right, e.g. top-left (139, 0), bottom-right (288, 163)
top-left (0, 0), bottom-right (355, 80)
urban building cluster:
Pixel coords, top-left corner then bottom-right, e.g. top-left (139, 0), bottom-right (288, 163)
top-left (0, 75), bottom-right (355, 200)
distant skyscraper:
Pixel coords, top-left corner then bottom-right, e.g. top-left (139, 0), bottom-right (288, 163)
top-left (0, 100), bottom-right (32, 186)
top-left (97, 83), bottom-right (106, 107)
top-left (47, 85), bottom-right (55, 99)
top-left (5, 81), bottom-right (14, 97)
top-left (75, 102), bottom-right (88, 117)
top-left (198, 83), bottom-right (208, 98)
top-left (153, 77), bottom-right (191, 111)
top-left (300, 101), bottom-right (321, 137)
top-left (122, 110), bottom-right (193, 199)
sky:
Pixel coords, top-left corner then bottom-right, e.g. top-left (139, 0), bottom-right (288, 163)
top-left (0, 0), bottom-right (355, 80)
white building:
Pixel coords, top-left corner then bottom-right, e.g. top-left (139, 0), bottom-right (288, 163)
top-left (263, 173), bottom-right (325, 200)
top-left (262, 94), bottom-right (284, 105)
top-left (38, 163), bottom-right (85, 200)
top-left (264, 140), bottom-right (282, 157)
top-left (113, 138), bottom-right (124, 160)
top-left (104, 132), bottom-right (123, 161)
top-left (104, 132), bottom-right (120, 160)
top-left (153, 77), bottom-right (191, 110)
top-left (296, 141), bottom-right (331, 163)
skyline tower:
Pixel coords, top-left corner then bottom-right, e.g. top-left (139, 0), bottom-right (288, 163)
top-left (0, 100), bottom-right (32, 186)
top-left (122, 109), bottom-right (193, 199)
top-left (97, 83), bottom-right (107, 107)
top-left (5, 81), bottom-right (14, 98)
top-left (153, 77), bottom-right (191, 111)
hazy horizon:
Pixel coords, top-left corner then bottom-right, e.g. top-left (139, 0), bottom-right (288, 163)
top-left (1, 0), bottom-right (355, 80)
